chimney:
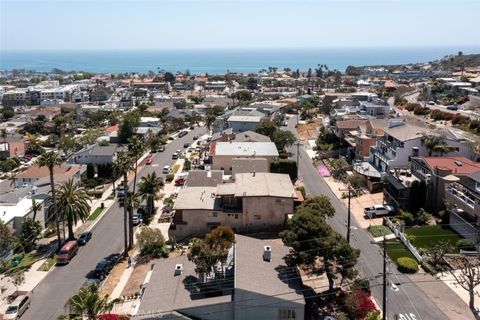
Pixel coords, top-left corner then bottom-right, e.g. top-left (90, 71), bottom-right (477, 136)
top-left (263, 245), bottom-right (272, 261)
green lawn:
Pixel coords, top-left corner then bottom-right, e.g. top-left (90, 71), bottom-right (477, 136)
top-left (367, 225), bottom-right (392, 237)
top-left (173, 164), bottom-right (181, 173)
top-left (405, 225), bottom-right (463, 250)
top-left (88, 207), bottom-right (104, 221)
top-left (385, 240), bottom-right (417, 263)
top-left (38, 257), bottom-right (56, 272)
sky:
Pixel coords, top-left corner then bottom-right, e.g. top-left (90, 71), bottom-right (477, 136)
top-left (1, 0), bottom-right (480, 51)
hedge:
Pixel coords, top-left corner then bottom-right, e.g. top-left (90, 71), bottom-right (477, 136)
top-left (397, 257), bottom-right (419, 274)
top-left (165, 174), bottom-right (174, 182)
top-left (457, 239), bottom-right (476, 251)
top-left (270, 160), bottom-right (297, 181)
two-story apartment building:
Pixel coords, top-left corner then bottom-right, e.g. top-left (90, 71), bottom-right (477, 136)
top-left (210, 141), bottom-right (279, 175)
top-left (227, 115), bottom-right (262, 133)
top-left (445, 171), bottom-right (480, 245)
top-left (170, 172), bottom-right (296, 239)
top-left (72, 145), bottom-right (118, 165)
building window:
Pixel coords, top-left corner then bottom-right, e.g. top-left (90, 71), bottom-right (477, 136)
top-left (254, 215), bottom-right (261, 220)
top-left (279, 309), bottom-right (296, 319)
top-left (235, 214), bottom-right (238, 219)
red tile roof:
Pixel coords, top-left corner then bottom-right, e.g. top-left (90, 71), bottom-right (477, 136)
top-left (422, 157), bottom-right (480, 175)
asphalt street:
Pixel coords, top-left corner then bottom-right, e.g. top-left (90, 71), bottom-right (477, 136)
top-left (284, 116), bottom-right (448, 320)
top-left (22, 126), bottom-right (206, 320)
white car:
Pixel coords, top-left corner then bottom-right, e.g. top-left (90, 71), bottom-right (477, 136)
top-left (162, 165), bottom-right (172, 174)
top-left (364, 204), bottom-right (394, 218)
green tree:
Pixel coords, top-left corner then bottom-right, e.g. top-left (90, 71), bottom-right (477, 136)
top-left (38, 151), bottom-right (62, 251)
top-left (20, 218), bottom-right (42, 252)
top-left (138, 103), bottom-right (149, 114)
top-left (270, 160), bottom-right (297, 181)
top-left (11, 271), bottom-right (25, 296)
top-left (299, 195), bottom-right (336, 218)
top-left (137, 227), bottom-right (168, 259)
top-left (0, 128), bottom-right (7, 146)
top-left (65, 284), bottom-right (120, 320)
top-left (120, 191), bottom-right (140, 249)
top-left (138, 172), bottom-right (164, 217)
top-left (232, 90), bottom-right (252, 102)
top-left (205, 114), bottom-right (216, 132)
top-left (164, 72), bottom-right (175, 84)
top-left (272, 130), bottom-right (296, 152)
top-left (113, 152), bottom-right (134, 257)
top-left (255, 120), bottom-right (278, 139)
top-left (421, 134), bottom-right (446, 157)
top-left (79, 128), bottom-right (104, 146)
top-left (58, 136), bottom-right (77, 158)
top-left (118, 112), bottom-right (140, 143)
top-left (0, 220), bottom-right (14, 255)
top-left (1, 107), bottom-right (15, 120)
top-left (53, 179), bottom-right (91, 240)
top-left (280, 205), bottom-right (359, 291)
top-left (127, 135), bottom-right (147, 193)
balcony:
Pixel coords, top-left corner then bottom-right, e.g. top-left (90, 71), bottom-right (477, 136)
top-left (445, 183), bottom-right (479, 214)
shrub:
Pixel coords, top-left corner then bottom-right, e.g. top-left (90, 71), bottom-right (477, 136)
top-left (416, 209), bottom-right (433, 225)
top-left (456, 239), bottom-right (476, 251)
top-left (397, 257), bottom-right (419, 273)
top-left (401, 211), bottom-right (414, 226)
top-left (270, 160), bottom-right (297, 180)
top-left (345, 289), bottom-right (377, 319)
top-left (165, 174), bottom-right (174, 182)
top-left (137, 227), bottom-right (169, 259)
top-left (351, 278), bottom-right (370, 293)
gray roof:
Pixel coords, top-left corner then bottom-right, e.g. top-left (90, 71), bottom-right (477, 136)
top-left (213, 142), bottom-right (279, 157)
top-left (186, 170), bottom-right (224, 187)
top-left (173, 186), bottom-right (218, 210)
top-left (383, 124), bottom-right (430, 142)
top-left (468, 170), bottom-right (480, 184)
top-left (75, 145), bottom-right (118, 157)
top-left (233, 131), bottom-right (271, 143)
top-left (235, 235), bottom-right (305, 300)
top-left (138, 255), bottom-right (232, 313)
top-left (217, 173), bottom-right (296, 198)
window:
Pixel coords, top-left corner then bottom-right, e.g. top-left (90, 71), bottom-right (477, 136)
top-left (235, 214), bottom-right (238, 219)
top-left (254, 215), bottom-right (261, 220)
top-left (279, 309), bottom-right (296, 319)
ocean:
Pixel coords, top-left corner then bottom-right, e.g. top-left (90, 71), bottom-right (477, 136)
top-left (1, 46), bottom-right (479, 74)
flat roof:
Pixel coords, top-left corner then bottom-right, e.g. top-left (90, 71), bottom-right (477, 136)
top-left (217, 173), bottom-right (296, 198)
top-left (228, 115), bottom-right (262, 123)
top-left (235, 234), bottom-right (305, 300)
top-left (174, 186), bottom-right (217, 210)
top-left (212, 142), bottom-right (279, 157)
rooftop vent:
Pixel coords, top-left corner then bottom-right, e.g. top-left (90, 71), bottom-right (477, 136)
top-left (455, 160), bottom-right (463, 167)
top-left (174, 264), bottom-right (183, 276)
top-left (263, 245), bottom-right (272, 262)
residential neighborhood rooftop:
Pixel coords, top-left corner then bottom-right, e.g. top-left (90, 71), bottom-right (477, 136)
top-left (217, 172), bottom-right (296, 198)
top-left (211, 142), bottom-right (279, 157)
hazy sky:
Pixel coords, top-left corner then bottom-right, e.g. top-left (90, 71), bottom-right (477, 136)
top-left (1, 0), bottom-right (480, 51)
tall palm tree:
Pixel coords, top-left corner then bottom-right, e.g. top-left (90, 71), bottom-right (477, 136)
top-left (53, 179), bottom-right (90, 240)
top-left (65, 284), bottom-right (120, 320)
top-left (0, 128), bottom-right (7, 146)
top-left (120, 191), bottom-right (141, 249)
top-left (127, 135), bottom-right (146, 194)
top-left (8, 174), bottom-right (17, 188)
top-left (31, 199), bottom-right (42, 221)
top-left (113, 151), bottom-right (134, 257)
top-left (138, 172), bottom-right (164, 217)
top-left (38, 151), bottom-right (62, 250)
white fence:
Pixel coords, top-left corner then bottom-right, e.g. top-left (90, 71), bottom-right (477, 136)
top-left (384, 218), bottom-right (423, 262)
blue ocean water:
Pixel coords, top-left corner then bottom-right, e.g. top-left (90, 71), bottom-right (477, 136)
top-left (1, 46), bottom-right (479, 74)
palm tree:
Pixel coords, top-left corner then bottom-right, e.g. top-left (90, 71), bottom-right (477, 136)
top-left (65, 284), bottom-right (120, 320)
top-left (53, 179), bottom-right (90, 240)
top-left (113, 151), bottom-right (134, 257)
top-left (205, 115), bottom-right (216, 133)
top-left (38, 151), bottom-right (62, 250)
top-left (138, 172), bottom-right (164, 217)
top-left (127, 135), bottom-right (147, 194)
top-left (120, 191), bottom-right (140, 249)
top-left (31, 199), bottom-right (42, 221)
top-left (0, 128), bottom-right (7, 146)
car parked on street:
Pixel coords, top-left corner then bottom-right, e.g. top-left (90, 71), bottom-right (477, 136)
top-left (77, 231), bottom-right (92, 246)
top-left (364, 204), bottom-right (394, 218)
top-left (162, 165), bottom-right (172, 174)
top-left (57, 241), bottom-right (79, 265)
top-left (145, 156), bottom-right (153, 165)
top-left (178, 131), bottom-right (188, 137)
top-left (132, 213), bottom-right (143, 226)
top-left (3, 293), bottom-right (32, 320)
top-left (158, 145), bottom-right (165, 152)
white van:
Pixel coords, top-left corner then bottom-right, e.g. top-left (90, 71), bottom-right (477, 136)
top-left (4, 293), bottom-right (31, 319)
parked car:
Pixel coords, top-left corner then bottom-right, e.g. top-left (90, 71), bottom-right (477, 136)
top-left (428, 101), bottom-right (435, 105)
top-left (175, 178), bottom-right (186, 186)
top-left (77, 231), bottom-right (92, 246)
top-left (447, 105), bottom-right (458, 111)
top-left (3, 293), bottom-right (31, 320)
top-left (183, 143), bottom-right (190, 148)
top-left (178, 131), bottom-right (188, 138)
top-left (117, 185), bottom-right (126, 197)
top-left (162, 165), bottom-right (172, 174)
top-left (57, 241), bottom-right (79, 265)
top-left (145, 156), bottom-right (153, 165)
top-left (92, 259), bottom-right (111, 280)
top-left (132, 213), bottom-right (143, 226)
top-left (172, 152), bottom-right (179, 160)
top-left (158, 145), bottom-right (165, 152)
top-left (193, 135), bottom-right (199, 140)
top-left (364, 204), bottom-right (394, 218)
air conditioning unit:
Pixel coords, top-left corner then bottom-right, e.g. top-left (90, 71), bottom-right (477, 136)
top-left (263, 245), bottom-right (272, 262)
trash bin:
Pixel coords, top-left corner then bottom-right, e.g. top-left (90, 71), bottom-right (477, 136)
top-left (101, 202), bottom-right (105, 209)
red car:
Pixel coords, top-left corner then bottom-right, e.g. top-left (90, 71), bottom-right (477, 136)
top-left (174, 178), bottom-right (185, 186)
top-left (145, 157), bottom-right (153, 165)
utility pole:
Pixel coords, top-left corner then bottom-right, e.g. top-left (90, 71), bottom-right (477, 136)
top-left (295, 140), bottom-right (301, 180)
top-left (383, 235), bottom-right (387, 320)
top-left (339, 185), bottom-right (360, 244)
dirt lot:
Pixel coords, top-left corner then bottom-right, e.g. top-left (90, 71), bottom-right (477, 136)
top-left (101, 259), bottom-right (128, 297)
top-left (120, 262), bottom-right (150, 298)
top-left (296, 118), bottom-right (322, 141)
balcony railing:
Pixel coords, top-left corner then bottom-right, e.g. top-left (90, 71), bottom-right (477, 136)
top-left (446, 183), bottom-right (478, 210)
